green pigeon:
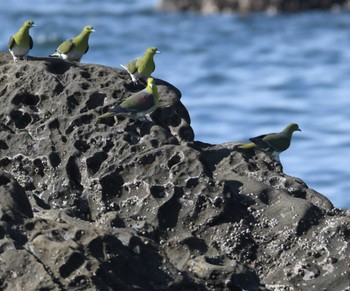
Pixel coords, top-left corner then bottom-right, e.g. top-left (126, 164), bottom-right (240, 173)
top-left (8, 20), bottom-right (35, 62)
top-left (50, 25), bottom-right (95, 62)
top-left (97, 77), bottom-right (159, 121)
top-left (238, 123), bottom-right (301, 161)
top-left (121, 47), bottom-right (160, 84)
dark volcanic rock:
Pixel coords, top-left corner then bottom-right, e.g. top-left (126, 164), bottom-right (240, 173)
top-left (0, 51), bottom-right (349, 290)
top-left (157, 0), bottom-right (350, 13)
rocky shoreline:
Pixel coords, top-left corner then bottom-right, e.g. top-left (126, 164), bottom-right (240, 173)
top-left (0, 51), bottom-right (349, 290)
top-left (157, 0), bottom-right (350, 14)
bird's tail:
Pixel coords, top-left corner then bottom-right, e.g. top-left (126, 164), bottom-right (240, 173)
top-left (96, 111), bottom-right (115, 121)
top-left (120, 64), bottom-right (128, 71)
top-left (49, 51), bottom-right (60, 58)
top-left (237, 142), bottom-right (256, 149)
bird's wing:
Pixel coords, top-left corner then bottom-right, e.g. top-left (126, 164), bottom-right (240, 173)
top-left (29, 35), bottom-right (33, 49)
top-left (118, 91), bottom-right (154, 113)
top-left (125, 58), bottom-right (139, 74)
top-left (263, 134), bottom-right (290, 152)
top-left (249, 134), bottom-right (270, 150)
top-left (57, 39), bottom-right (74, 54)
top-left (8, 36), bottom-right (15, 49)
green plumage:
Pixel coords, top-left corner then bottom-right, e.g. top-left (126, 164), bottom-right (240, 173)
top-left (238, 123), bottom-right (301, 161)
top-left (121, 47), bottom-right (159, 84)
top-left (97, 77), bottom-right (159, 121)
top-left (8, 20), bottom-right (35, 62)
top-left (50, 25), bottom-right (95, 62)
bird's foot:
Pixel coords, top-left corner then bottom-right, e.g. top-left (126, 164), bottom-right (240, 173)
top-left (140, 115), bottom-right (153, 123)
top-left (131, 75), bottom-right (138, 84)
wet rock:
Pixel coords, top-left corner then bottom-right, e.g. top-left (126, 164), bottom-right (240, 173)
top-left (0, 50), bottom-right (349, 290)
top-left (157, 0), bottom-right (350, 13)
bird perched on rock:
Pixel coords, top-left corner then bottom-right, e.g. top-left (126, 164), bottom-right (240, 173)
top-left (8, 20), bottom-right (35, 62)
top-left (50, 25), bottom-right (95, 62)
top-left (121, 47), bottom-right (160, 84)
top-left (238, 123), bottom-right (301, 162)
top-left (97, 77), bottom-right (159, 121)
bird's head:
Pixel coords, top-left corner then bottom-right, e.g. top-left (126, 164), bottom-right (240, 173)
top-left (147, 47), bottom-right (160, 55)
top-left (23, 20), bottom-right (35, 28)
top-left (83, 25), bottom-right (95, 34)
top-left (147, 77), bottom-right (156, 89)
top-left (284, 123), bottom-right (301, 135)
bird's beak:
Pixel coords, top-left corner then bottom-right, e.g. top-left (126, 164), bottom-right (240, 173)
top-left (91, 29), bottom-right (95, 33)
top-left (156, 50), bottom-right (160, 54)
top-left (298, 128), bottom-right (302, 132)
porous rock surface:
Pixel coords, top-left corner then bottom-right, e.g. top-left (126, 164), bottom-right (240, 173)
top-left (157, 0), bottom-right (350, 14)
top-left (0, 51), bottom-right (349, 290)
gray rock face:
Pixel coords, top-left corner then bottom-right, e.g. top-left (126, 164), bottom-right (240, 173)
top-left (157, 0), bottom-right (350, 13)
top-left (0, 51), bottom-right (349, 290)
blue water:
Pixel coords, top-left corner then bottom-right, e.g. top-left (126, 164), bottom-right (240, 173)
top-left (1, 0), bottom-right (349, 208)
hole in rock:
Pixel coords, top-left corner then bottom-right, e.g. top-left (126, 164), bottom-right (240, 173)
top-left (0, 158), bottom-right (11, 167)
top-left (65, 114), bottom-right (94, 135)
top-left (12, 93), bottom-right (40, 106)
top-left (80, 114), bottom-right (93, 124)
top-left (86, 152), bottom-right (108, 175)
top-left (32, 194), bottom-right (50, 210)
top-left (1, 214), bottom-right (13, 222)
top-left (86, 92), bottom-right (105, 109)
top-left (100, 81), bottom-right (112, 88)
top-left (100, 172), bottom-right (124, 200)
top-left (66, 156), bottom-right (83, 190)
top-left (186, 177), bottom-right (199, 188)
top-left (67, 95), bottom-right (79, 110)
top-left (49, 152), bottom-right (61, 168)
top-left (150, 185), bottom-right (165, 198)
top-left (59, 252), bottom-right (85, 278)
top-left (0, 175), bottom-right (11, 186)
top-left (0, 140), bottom-right (9, 150)
top-left (10, 110), bottom-right (32, 129)
top-left (54, 82), bottom-right (64, 95)
top-left (80, 71), bottom-right (91, 79)
top-left (139, 154), bottom-right (156, 165)
top-left (74, 140), bottom-right (90, 152)
top-left (205, 256), bottom-right (224, 266)
top-left (81, 82), bottom-right (90, 90)
top-left (45, 59), bottom-right (75, 75)
top-left (109, 215), bottom-right (125, 228)
top-left (123, 134), bottom-right (139, 145)
top-left (167, 153), bottom-right (182, 168)
top-left (150, 139), bottom-right (159, 148)
top-left (102, 140), bottom-right (114, 152)
top-left (48, 118), bottom-right (60, 130)
top-left (157, 187), bottom-right (183, 230)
